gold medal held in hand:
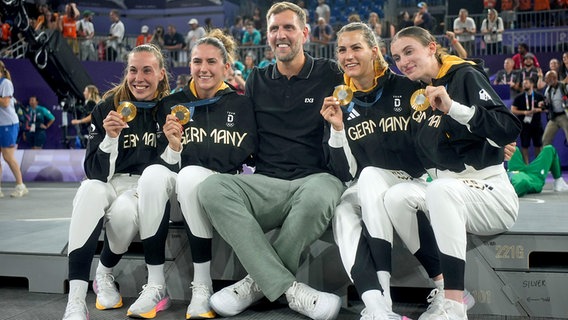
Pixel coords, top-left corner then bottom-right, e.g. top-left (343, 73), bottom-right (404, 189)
top-left (171, 105), bottom-right (191, 125)
top-left (410, 89), bottom-right (430, 112)
top-left (117, 101), bottom-right (137, 122)
top-left (333, 85), bottom-right (353, 106)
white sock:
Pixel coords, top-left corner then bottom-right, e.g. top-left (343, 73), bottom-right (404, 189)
top-left (192, 261), bottom-right (212, 288)
top-left (96, 261), bottom-right (113, 275)
top-left (361, 289), bottom-right (388, 314)
top-left (377, 271), bottom-right (392, 309)
top-left (434, 278), bottom-right (444, 290)
top-left (147, 264), bottom-right (165, 286)
top-left (446, 298), bottom-right (466, 317)
top-left (68, 280), bottom-right (88, 301)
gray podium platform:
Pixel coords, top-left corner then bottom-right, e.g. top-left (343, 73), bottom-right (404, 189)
top-left (0, 182), bottom-right (567, 319)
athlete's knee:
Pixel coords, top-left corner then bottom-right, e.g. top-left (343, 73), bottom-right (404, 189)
top-left (139, 164), bottom-right (173, 194)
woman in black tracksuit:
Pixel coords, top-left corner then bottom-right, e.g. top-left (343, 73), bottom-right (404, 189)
top-left (387, 26), bottom-right (521, 320)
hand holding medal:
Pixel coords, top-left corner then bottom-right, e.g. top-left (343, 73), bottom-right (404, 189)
top-left (333, 85), bottom-right (353, 106)
top-left (171, 105), bottom-right (191, 125)
top-left (117, 101), bottom-right (137, 122)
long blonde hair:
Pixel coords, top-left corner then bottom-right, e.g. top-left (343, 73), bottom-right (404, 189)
top-left (103, 44), bottom-right (171, 108)
top-left (85, 85), bottom-right (101, 103)
top-left (0, 61), bottom-right (11, 80)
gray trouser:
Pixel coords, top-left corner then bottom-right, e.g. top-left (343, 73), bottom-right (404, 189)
top-left (197, 172), bottom-right (344, 301)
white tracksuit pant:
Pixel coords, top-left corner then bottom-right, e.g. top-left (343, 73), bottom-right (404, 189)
top-left (384, 170), bottom-right (518, 290)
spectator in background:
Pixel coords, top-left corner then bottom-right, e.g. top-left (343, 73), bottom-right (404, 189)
top-left (242, 21), bottom-right (261, 46)
top-left (297, 0), bottom-right (310, 22)
top-left (35, 3), bottom-right (59, 31)
top-left (512, 43), bottom-right (540, 69)
top-left (185, 18), bottom-right (205, 55)
top-left (414, 2), bottom-right (433, 31)
top-left (258, 47), bottom-right (276, 68)
top-left (348, 13), bottom-right (362, 23)
top-left (312, 17), bottom-right (333, 57)
top-left (59, 2), bottom-right (80, 56)
top-left (481, 9), bottom-right (504, 55)
top-left (164, 24), bottom-right (186, 66)
top-left (0, 19), bottom-right (11, 50)
top-left (71, 85), bottom-right (101, 134)
top-left (0, 61), bottom-right (28, 198)
top-left (518, 0), bottom-right (532, 28)
top-left (170, 74), bottom-right (190, 94)
top-left (511, 77), bottom-right (545, 164)
top-left (541, 70), bottom-right (568, 146)
top-left (559, 52), bottom-right (568, 82)
top-left (397, 10), bottom-right (413, 32)
top-left (548, 58), bottom-right (561, 81)
top-left (242, 52), bottom-right (256, 80)
top-left (226, 68), bottom-right (245, 95)
top-left (229, 16), bottom-right (244, 44)
top-left (106, 9), bottom-right (124, 61)
top-left (136, 25), bottom-right (152, 46)
top-left (367, 12), bottom-right (382, 39)
top-left (315, 0), bottom-right (331, 26)
top-left (484, 0), bottom-right (497, 9)
top-left (77, 10), bottom-right (96, 61)
top-left (501, 0), bottom-right (519, 29)
top-left (533, 0), bottom-right (551, 27)
top-left (453, 9), bottom-right (476, 55)
top-left (25, 96), bottom-right (55, 149)
top-left (252, 7), bottom-right (264, 35)
top-left (515, 53), bottom-right (540, 92)
top-left (494, 57), bottom-right (521, 98)
top-left (15, 99), bottom-right (30, 146)
top-left (150, 25), bottom-right (165, 49)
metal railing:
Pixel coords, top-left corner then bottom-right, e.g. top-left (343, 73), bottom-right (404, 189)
top-left (4, 26), bottom-right (566, 67)
top-left (0, 38), bottom-right (28, 59)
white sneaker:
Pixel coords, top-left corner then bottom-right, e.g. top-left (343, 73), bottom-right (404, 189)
top-left (127, 284), bottom-right (171, 319)
top-left (419, 297), bottom-right (467, 320)
top-left (285, 281), bottom-right (341, 320)
top-left (554, 178), bottom-right (568, 192)
top-left (209, 275), bottom-right (263, 317)
top-left (93, 273), bottom-right (123, 310)
top-left (62, 298), bottom-right (89, 320)
top-left (418, 288), bottom-right (445, 320)
top-left (361, 308), bottom-right (413, 320)
top-left (10, 184), bottom-right (28, 197)
top-left (186, 282), bottom-right (215, 319)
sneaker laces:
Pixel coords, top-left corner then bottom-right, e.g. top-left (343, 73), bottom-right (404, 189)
top-left (64, 298), bottom-right (86, 315)
top-left (139, 284), bottom-right (164, 300)
top-left (425, 288), bottom-right (444, 311)
top-left (287, 282), bottom-right (317, 312)
top-left (96, 273), bottom-right (116, 292)
top-left (190, 282), bottom-right (210, 302)
top-left (232, 276), bottom-right (260, 299)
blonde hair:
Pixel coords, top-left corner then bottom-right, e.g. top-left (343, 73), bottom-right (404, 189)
top-left (392, 26), bottom-right (447, 65)
top-left (0, 60), bottom-right (11, 80)
top-left (266, 1), bottom-right (306, 29)
top-left (103, 44), bottom-right (170, 108)
top-left (336, 22), bottom-right (389, 73)
top-left (193, 28), bottom-right (238, 66)
top-left (85, 85), bottom-right (101, 103)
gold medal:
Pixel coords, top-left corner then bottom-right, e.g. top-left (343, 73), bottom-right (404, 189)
top-left (171, 105), bottom-right (191, 125)
top-left (410, 89), bottom-right (430, 111)
top-left (117, 101), bottom-right (137, 122)
top-left (333, 85), bottom-right (353, 106)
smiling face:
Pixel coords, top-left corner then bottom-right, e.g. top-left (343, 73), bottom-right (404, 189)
top-left (267, 9), bottom-right (307, 63)
top-left (191, 43), bottom-right (230, 99)
top-left (126, 51), bottom-right (165, 101)
top-left (337, 30), bottom-right (377, 83)
top-left (391, 35), bottom-right (437, 83)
